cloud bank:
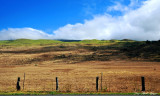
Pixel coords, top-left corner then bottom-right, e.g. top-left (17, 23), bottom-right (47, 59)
top-left (0, 28), bottom-right (53, 40)
top-left (0, 0), bottom-right (160, 41)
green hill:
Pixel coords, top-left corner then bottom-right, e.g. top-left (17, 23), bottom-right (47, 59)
top-left (0, 39), bottom-right (62, 46)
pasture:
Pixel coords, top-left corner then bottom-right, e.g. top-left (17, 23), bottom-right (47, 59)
top-left (0, 39), bottom-right (160, 93)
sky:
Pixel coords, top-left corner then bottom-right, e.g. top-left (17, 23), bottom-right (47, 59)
top-left (0, 0), bottom-right (160, 40)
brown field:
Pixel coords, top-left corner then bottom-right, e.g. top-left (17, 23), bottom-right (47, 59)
top-left (0, 45), bottom-right (160, 93)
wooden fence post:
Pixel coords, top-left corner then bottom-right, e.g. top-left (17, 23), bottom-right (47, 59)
top-left (23, 73), bottom-right (25, 90)
top-left (141, 76), bottom-right (145, 91)
top-left (96, 76), bottom-right (99, 92)
top-left (56, 77), bottom-right (58, 91)
top-left (16, 77), bottom-right (21, 91)
top-left (101, 72), bottom-right (103, 91)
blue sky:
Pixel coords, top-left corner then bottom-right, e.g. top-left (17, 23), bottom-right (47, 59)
top-left (0, 0), bottom-right (160, 40)
top-left (0, 0), bottom-right (131, 33)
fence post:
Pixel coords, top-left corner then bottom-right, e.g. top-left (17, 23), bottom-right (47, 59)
top-left (141, 76), bottom-right (145, 91)
top-left (23, 73), bottom-right (25, 90)
top-left (16, 77), bottom-right (21, 91)
top-left (96, 76), bottom-right (99, 92)
top-left (56, 77), bottom-right (58, 91)
top-left (101, 72), bottom-right (103, 91)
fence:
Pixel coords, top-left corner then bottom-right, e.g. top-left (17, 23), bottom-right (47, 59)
top-left (0, 72), bottom-right (160, 93)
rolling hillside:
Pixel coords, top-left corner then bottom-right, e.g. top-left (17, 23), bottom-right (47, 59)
top-left (0, 39), bottom-right (159, 62)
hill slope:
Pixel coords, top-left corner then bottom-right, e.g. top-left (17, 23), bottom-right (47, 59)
top-left (0, 39), bottom-right (160, 62)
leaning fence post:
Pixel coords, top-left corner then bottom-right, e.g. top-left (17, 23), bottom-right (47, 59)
top-left (141, 76), bottom-right (145, 91)
top-left (96, 76), bottom-right (99, 92)
top-left (16, 77), bottom-right (21, 91)
top-left (56, 77), bottom-right (58, 91)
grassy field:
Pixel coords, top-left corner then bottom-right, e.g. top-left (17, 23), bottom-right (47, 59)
top-left (0, 39), bottom-right (160, 93)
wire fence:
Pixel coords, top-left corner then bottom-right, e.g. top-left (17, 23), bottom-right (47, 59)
top-left (0, 73), bottom-right (160, 93)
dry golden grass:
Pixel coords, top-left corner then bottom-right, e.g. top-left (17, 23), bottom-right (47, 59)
top-left (0, 45), bottom-right (160, 93)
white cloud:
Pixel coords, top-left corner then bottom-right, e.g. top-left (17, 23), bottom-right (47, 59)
top-left (0, 0), bottom-right (160, 41)
top-left (53, 0), bottom-right (160, 41)
top-left (107, 0), bottom-right (143, 13)
top-left (107, 2), bottom-right (129, 12)
top-left (0, 28), bottom-right (54, 40)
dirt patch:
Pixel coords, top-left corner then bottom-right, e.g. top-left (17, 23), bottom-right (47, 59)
top-left (51, 69), bottom-right (73, 72)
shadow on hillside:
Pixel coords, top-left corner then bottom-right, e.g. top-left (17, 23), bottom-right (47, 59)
top-left (0, 46), bottom-right (78, 54)
top-left (0, 45), bottom-right (120, 54)
top-left (120, 41), bottom-right (160, 61)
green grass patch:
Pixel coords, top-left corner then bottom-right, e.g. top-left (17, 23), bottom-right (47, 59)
top-left (0, 39), bottom-right (135, 48)
top-left (0, 91), bottom-right (48, 95)
top-left (0, 91), bottom-right (159, 95)
top-left (0, 39), bottom-right (62, 47)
